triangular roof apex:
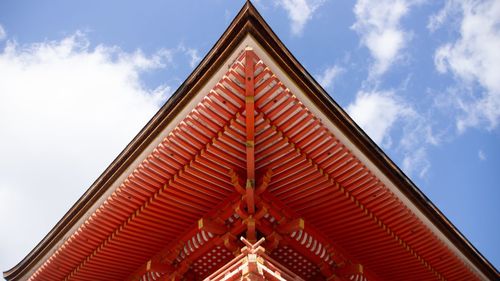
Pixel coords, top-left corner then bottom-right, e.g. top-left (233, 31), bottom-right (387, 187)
top-left (4, 2), bottom-right (498, 280)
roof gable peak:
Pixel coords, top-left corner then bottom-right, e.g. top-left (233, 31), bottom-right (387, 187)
top-left (4, 2), bottom-right (498, 280)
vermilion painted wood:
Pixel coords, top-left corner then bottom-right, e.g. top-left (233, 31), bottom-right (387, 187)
top-left (26, 50), bottom-right (482, 281)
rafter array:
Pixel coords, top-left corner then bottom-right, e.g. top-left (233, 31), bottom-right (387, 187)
top-left (27, 47), bottom-right (482, 281)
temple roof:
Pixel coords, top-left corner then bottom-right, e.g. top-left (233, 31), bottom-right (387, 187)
top-left (4, 2), bottom-right (498, 281)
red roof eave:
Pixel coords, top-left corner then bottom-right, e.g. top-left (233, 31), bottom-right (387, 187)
top-left (4, 2), bottom-right (498, 281)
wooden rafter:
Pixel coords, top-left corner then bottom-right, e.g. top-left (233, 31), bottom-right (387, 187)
top-left (8, 2), bottom-right (497, 280)
top-left (126, 202), bottom-right (246, 280)
top-left (120, 49), bottom-right (380, 281)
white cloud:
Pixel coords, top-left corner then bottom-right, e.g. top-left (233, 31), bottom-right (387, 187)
top-left (350, 0), bottom-right (439, 178)
top-left (398, 119), bottom-right (438, 178)
top-left (275, 0), bottom-right (325, 35)
top-left (427, 0), bottom-right (457, 32)
top-left (402, 147), bottom-right (431, 178)
top-left (347, 90), bottom-right (438, 178)
top-left (316, 65), bottom-right (344, 89)
top-left (185, 48), bottom-right (201, 68)
top-left (433, 0), bottom-right (500, 132)
top-left (0, 24), bottom-right (6, 41)
top-left (0, 32), bottom-right (171, 269)
top-left (352, 0), bottom-right (420, 76)
top-left (478, 149), bottom-right (487, 161)
top-left (347, 90), bottom-right (413, 145)
top-left (177, 44), bottom-right (202, 68)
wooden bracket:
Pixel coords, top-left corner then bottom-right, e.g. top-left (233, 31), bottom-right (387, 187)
top-left (198, 218), bottom-right (227, 235)
top-left (277, 218), bottom-right (305, 234)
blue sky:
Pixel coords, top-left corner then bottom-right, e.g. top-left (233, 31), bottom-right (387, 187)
top-left (0, 0), bottom-right (498, 275)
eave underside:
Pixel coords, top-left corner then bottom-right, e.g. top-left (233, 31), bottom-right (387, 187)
top-left (5, 3), bottom-right (497, 280)
top-left (20, 45), bottom-right (484, 281)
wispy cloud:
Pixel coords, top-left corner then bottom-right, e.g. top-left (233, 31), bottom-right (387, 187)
top-left (316, 65), bottom-right (344, 89)
top-left (275, 0), bottom-right (326, 35)
top-left (352, 0), bottom-right (420, 77)
top-left (185, 48), bottom-right (201, 68)
top-left (478, 149), bottom-right (487, 161)
top-left (432, 0), bottom-right (500, 133)
top-left (0, 32), bottom-right (171, 268)
top-left (177, 44), bottom-right (201, 69)
top-left (350, 0), bottom-right (437, 178)
top-left (402, 147), bottom-right (431, 178)
top-left (0, 24), bottom-right (6, 41)
top-left (427, 0), bottom-right (457, 32)
top-left (347, 90), bottom-right (438, 178)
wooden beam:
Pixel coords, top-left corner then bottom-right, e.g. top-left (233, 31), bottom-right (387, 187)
top-left (198, 218), bottom-right (227, 235)
top-left (125, 194), bottom-right (241, 281)
top-left (255, 169), bottom-right (272, 195)
top-left (255, 194), bottom-right (353, 279)
top-left (166, 222), bottom-right (248, 279)
top-left (229, 169), bottom-right (246, 195)
top-left (244, 48), bottom-right (256, 216)
top-left (245, 216), bottom-right (257, 242)
top-left (276, 218), bottom-right (304, 235)
top-left (125, 260), bottom-right (174, 281)
top-left (334, 262), bottom-right (364, 279)
top-left (222, 232), bottom-right (240, 254)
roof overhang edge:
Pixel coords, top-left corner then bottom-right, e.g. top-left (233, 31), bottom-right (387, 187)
top-left (3, 3), bottom-right (254, 281)
top-left (4, 2), bottom-right (498, 280)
